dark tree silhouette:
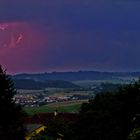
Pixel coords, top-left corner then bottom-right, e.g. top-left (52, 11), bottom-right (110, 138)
top-left (69, 79), bottom-right (140, 140)
top-left (0, 66), bottom-right (25, 140)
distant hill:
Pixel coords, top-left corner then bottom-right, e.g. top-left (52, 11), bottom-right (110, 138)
top-left (13, 79), bottom-right (79, 90)
top-left (13, 71), bottom-right (140, 81)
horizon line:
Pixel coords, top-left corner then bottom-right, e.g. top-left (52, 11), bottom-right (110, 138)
top-left (9, 70), bottom-right (140, 75)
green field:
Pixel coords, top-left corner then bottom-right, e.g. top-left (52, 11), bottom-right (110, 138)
top-left (23, 101), bottom-right (86, 116)
top-left (73, 78), bottom-right (138, 87)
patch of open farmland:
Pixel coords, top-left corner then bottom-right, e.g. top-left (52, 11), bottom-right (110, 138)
top-left (17, 89), bottom-right (44, 94)
top-left (23, 100), bottom-right (87, 116)
top-left (73, 77), bottom-right (138, 87)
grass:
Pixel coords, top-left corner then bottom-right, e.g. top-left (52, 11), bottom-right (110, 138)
top-left (23, 100), bottom-right (86, 116)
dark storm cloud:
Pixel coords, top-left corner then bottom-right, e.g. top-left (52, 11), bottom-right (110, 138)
top-left (0, 0), bottom-right (140, 72)
top-left (0, 0), bottom-right (139, 30)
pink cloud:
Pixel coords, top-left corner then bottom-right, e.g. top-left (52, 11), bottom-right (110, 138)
top-left (0, 21), bottom-right (47, 73)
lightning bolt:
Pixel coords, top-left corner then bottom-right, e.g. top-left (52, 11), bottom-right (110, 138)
top-left (0, 22), bottom-right (26, 50)
top-left (8, 33), bottom-right (23, 48)
top-left (16, 33), bottom-right (23, 44)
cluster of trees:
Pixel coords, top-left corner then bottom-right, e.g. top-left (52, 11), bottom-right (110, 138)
top-left (14, 79), bottom-right (79, 89)
top-left (43, 80), bottom-right (140, 140)
top-left (70, 80), bottom-right (140, 140)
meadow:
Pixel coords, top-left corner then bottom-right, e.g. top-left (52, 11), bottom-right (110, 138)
top-left (23, 100), bottom-right (87, 116)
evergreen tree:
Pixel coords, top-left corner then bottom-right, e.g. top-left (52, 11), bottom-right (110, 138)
top-left (0, 66), bottom-right (25, 140)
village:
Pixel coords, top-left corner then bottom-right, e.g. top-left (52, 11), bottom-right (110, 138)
top-left (13, 92), bottom-right (93, 107)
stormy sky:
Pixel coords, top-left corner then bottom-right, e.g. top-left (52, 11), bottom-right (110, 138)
top-left (0, 0), bottom-right (140, 73)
